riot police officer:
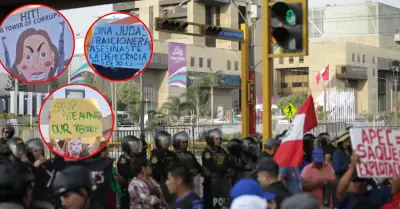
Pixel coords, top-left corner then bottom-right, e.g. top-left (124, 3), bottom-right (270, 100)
top-left (138, 133), bottom-right (148, 160)
top-left (6, 137), bottom-right (25, 161)
top-left (25, 138), bottom-right (46, 170)
top-left (0, 161), bottom-right (34, 209)
top-left (116, 135), bottom-right (143, 209)
top-left (227, 138), bottom-right (246, 184)
top-left (52, 165), bottom-right (103, 209)
top-left (242, 136), bottom-right (260, 171)
top-left (150, 130), bottom-right (179, 203)
top-left (201, 128), bottom-right (232, 209)
top-left (172, 131), bottom-right (202, 177)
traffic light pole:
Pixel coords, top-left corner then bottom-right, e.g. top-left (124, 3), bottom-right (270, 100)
top-left (262, 0), bottom-right (273, 146)
top-left (241, 23), bottom-right (249, 138)
top-left (247, 3), bottom-right (256, 136)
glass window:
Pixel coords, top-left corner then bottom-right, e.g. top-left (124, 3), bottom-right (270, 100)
top-left (190, 57), bottom-right (195, 67)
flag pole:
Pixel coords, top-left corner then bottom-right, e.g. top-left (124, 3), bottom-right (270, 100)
top-left (323, 79), bottom-right (327, 122)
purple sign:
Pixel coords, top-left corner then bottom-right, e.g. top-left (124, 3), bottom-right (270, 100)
top-left (168, 43), bottom-right (187, 88)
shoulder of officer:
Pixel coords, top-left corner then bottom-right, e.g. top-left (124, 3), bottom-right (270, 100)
top-left (150, 155), bottom-right (158, 164)
top-left (203, 151), bottom-right (212, 160)
top-left (118, 155), bottom-right (128, 164)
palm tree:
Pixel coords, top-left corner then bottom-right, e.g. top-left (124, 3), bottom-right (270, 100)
top-left (161, 96), bottom-right (193, 123)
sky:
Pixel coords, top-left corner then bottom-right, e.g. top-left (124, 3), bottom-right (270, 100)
top-left (52, 85), bottom-right (112, 116)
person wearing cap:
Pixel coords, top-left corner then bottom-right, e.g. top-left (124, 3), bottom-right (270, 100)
top-left (301, 148), bottom-right (336, 209)
top-left (332, 130), bottom-right (352, 179)
top-left (259, 138), bottom-right (280, 160)
top-left (336, 153), bottom-right (392, 209)
top-left (229, 178), bottom-right (277, 209)
top-left (253, 157), bottom-right (291, 209)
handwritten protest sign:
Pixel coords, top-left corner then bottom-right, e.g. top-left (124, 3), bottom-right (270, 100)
top-left (88, 24), bottom-right (151, 69)
top-left (0, 6), bottom-right (74, 82)
top-left (49, 98), bottom-right (103, 140)
top-left (349, 128), bottom-right (400, 178)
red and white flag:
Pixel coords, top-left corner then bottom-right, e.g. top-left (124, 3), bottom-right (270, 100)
top-left (274, 96), bottom-right (318, 167)
top-left (316, 65), bottom-right (329, 84)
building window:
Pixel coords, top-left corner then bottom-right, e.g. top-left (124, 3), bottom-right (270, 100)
top-left (373, 68), bottom-right (375, 76)
top-left (215, 6), bottom-right (221, 26)
top-left (279, 58), bottom-right (284, 64)
top-left (292, 82), bottom-right (302, 87)
top-left (289, 57), bottom-right (294, 64)
top-left (227, 60), bottom-right (231, 70)
top-left (234, 61), bottom-right (239, 71)
top-left (149, 6), bottom-right (154, 34)
top-left (372, 57), bottom-right (375, 64)
top-left (352, 53), bottom-right (355, 62)
top-left (199, 58), bottom-right (203, 68)
top-left (207, 58), bottom-right (211, 68)
top-left (190, 57), bottom-right (195, 67)
top-left (299, 56), bottom-right (304, 63)
top-left (281, 83), bottom-right (288, 88)
top-left (357, 54), bottom-right (360, 62)
top-left (143, 85), bottom-right (155, 112)
top-left (362, 55), bottom-right (365, 63)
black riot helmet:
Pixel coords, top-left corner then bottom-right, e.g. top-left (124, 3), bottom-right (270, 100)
top-left (154, 131), bottom-right (172, 149)
top-left (121, 135), bottom-right (143, 157)
top-left (317, 132), bottom-right (330, 147)
top-left (227, 138), bottom-right (242, 157)
top-left (243, 136), bottom-right (261, 157)
top-left (205, 128), bottom-right (223, 146)
top-left (52, 165), bottom-right (96, 196)
top-left (172, 131), bottom-right (190, 150)
top-left (140, 133), bottom-right (148, 150)
top-left (0, 161), bottom-right (34, 202)
top-left (25, 138), bottom-right (45, 162)
top-left (6, 137), bottom-right (25, 159)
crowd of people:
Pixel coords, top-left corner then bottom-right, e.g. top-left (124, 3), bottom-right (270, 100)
top-left (0, 123), bottom-right (398, 209)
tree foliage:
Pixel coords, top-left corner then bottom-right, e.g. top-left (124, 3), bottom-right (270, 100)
top-left (49, 79), bottom-right (59, 91)
top-left (161, 96), bottom-right (193, 122)
top-left (82, 74), bottom-right (95, 87)
top-left (276, 94), bottom-right (307, 111)
top-left (5, 75), bottom-right (14, 91)
top-left (117, 81), bottom-right (141, 122)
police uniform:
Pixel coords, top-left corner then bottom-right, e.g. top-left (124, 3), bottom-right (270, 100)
top-left (242, 136), bottom-right (261, 171)
top-left (227, 138), bottom-right (247, 184)
top-left (150, 131), bottom-right (179, 203)
top-left (201, 128), bottom-right (232, 209)
top-left (116, 135), bottom-right (143, 209)
top-left (52, 165), bottom-right (104, 209)
top-left (172, 131), bottom-right (202, 176)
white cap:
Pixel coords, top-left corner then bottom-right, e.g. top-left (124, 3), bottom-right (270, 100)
top-left (230, 195), bottom-right (267, 209)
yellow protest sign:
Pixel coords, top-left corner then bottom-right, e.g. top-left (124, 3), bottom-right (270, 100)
top-left (49, 98), bottom-right (103, 140)
top-left (283, 103), bottom-right (297, 119)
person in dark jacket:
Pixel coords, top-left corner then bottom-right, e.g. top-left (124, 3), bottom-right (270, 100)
top-left (332, 130), bottom-right (352, 179)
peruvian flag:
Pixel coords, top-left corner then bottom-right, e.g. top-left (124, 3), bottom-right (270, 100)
top-left (316, 65), bottom-right (329, 84)
top-left (274, 96), bottom-right (318, 167)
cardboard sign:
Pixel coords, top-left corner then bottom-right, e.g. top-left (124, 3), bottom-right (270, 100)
top-left (350, 128), bottom-right (400, 178)
top-left (49, 98), bottom-right (102, 140)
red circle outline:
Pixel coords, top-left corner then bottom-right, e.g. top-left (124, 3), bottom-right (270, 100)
top-left (38, 83), bottom-right (115, 161)
top-left (83, 12), bottom-right (154, 82)
top-left (0, 4), bottom-right (76, 85)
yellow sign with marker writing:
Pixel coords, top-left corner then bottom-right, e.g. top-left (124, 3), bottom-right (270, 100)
top-left (283, 103), bottom-right (297, 119)
top-left (49, 98), bottom-right (103, 141)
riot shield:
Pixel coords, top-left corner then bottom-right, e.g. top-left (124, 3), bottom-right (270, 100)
top-left (204, 176), bottom-right (232, 209)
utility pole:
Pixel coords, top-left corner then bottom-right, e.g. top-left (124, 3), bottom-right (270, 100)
top-left (395, 76), bottom-right (398, 125)
top-left (247, 0), bottom-right (257, 135)
top-left (140, 74), bottom-right (145, 131)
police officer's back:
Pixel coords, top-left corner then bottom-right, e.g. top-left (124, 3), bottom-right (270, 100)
top-left (172, 131), bottom-right (202, 177)
top-left (116, 135), bottom-right (143, 209)
top-left (242, 136), bottom-right (260, 170)
top-left (52, 165), bottom-right (103, 209)
top-left (227, 138), bottom-right (246, 184)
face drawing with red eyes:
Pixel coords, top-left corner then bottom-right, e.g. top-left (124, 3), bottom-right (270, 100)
top-left (12, 28), bottom-right (59, 82)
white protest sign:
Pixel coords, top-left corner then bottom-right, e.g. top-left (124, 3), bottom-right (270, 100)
top-left (349, 128), bottom-right (400, 178)
top-left (0, 6), bottom-right (74, 82)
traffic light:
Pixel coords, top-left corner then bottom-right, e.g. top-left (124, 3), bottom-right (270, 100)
top-left (270, 0), bottom-right (307, 54)
top-left (247, 81), bottom-right (255, 104)
top-left (155, 18), bottom-right (189, 33)
top-left (202, 26), bottom-right (223, 36)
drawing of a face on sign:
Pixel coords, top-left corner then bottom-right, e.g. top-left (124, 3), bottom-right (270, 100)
top-left (68, 138), bottom-right (82, 157)
top-left (0, 5), bottom-right (75, 84)
top-left (12, 28), bottom-right (58, 82)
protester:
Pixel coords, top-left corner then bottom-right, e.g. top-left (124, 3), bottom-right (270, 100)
top-left (281, 193), bottom-right (323, 209)
top-left (166, 164), bottom-right (204, 209)
top-left (252, 157), bottom-right (291, 209)
top-left (301, 133), bottom-right (316, 171)
top-left (259, 138), bottom-right (280, 159)
top-left (316, 132), bottom-right (335, 164)
top-left (230, 195), bottom-right (268, 209)
top-left (380, 176), bottom-right (400, 209)
top-left (301, 147), bottom-right (336, 208)
top-left (332, 130), bottom-right (352, 179)
top-left (129, 159), bottom-right (166, 209)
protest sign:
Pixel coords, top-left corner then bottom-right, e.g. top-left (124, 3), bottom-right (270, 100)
top-left (350, 128), bottom-right (400, 178)
top-left (88, 24), bottom-right (151, 69)
top-left (0, 6), bottom-right (74, 82)
top-left (49, 98), bottom-right (103, 140)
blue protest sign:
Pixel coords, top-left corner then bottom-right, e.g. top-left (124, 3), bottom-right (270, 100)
top-left (88, 24), bottom-right (151, 69)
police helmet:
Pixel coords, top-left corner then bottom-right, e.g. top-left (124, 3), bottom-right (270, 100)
top-left (205, 128), bottom-right (223, 146)
top-left (243, 136), bottom-right (261, 157)
top-left (0, 161), bottom-right (34, 200)
top-left (121, 135), bottom-right (143, 156)
top-left (25, 138), bottom-right (45, 162)
top-left (227, 138), bottom-right (242, 156)
top-left (6, 137), bottom-right (25, 159)
top-left (172, 131), bottom-right (190, 150)
top-left (139, 133), bottom-right (148, 150)
top-left (154, 131), bottom-right (172, 149)
top-left (52, 165), bottom-right (96, 196)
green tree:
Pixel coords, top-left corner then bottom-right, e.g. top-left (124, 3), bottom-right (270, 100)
top-left (161, 96), bottom-right (193, 123)
top-left (4, 75), bottom-right (14, 91)
top-left (82, 74), bottom-right (95, 87)
top-left (49, 79), bottom-right (59, 91)
top-left (117, 81), bottom-right (140, 123)
top-left (276, 94), bottom-right (307, 111)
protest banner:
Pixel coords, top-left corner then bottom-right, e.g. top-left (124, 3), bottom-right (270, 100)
top-left (0, 6), bottom-right (74, 82)
top-left (349, 128), bottom-right (400, 178)
top-left (88, 23), bottom-right (151, 69)
top-left (49, 98), bottom-right (103, 140)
